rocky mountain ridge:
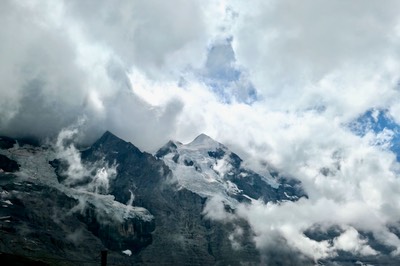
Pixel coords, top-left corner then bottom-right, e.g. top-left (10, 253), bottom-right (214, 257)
top-left (0, 131), bottom-right (305, 265)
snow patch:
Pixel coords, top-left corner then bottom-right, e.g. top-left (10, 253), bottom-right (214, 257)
top-left (160, 134), bottom-right (285, 208)
top-left (2, 200), bottom-right (12, 205)
top-left (122, 249), bottom-right (132, 256)
top-left (242, 194), bottom-right (256, 202)
top-left (162, 139), bottom-right (238, 207)
top-left (284, 192), bottom-right (299, 200)
top-left (186, 133), bottom-right (221, 150)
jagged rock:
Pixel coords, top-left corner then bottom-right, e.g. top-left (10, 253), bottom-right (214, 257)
top-left (0, 131), bottom-right (304, 265)
top-left (82, 131), bottom-right (262, 265)
top-left (0, 154), bottom-right (20, 172)
top-left (155, 140), bottom-right (178, 158)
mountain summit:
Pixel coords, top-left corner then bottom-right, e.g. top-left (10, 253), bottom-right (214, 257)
top-left (187, 133), bottom-right (222, 148)
top-left (1, 131), bottom-right (395, 265)
top-left (156, 133), bottom-right (305, 205)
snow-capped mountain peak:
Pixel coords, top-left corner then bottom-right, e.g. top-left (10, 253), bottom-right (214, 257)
top-left (156, 134), bottom-right (305, 207)
top-left (186, 133), bottom-right (223, 150)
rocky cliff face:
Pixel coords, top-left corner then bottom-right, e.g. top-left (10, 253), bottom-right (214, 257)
top-left (0, 131), bottom-right (305, 265)
top-left (80, 131), bottom-right (266, 265)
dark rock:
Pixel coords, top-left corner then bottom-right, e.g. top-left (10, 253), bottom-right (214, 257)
top-left (15, 137), bottom-right (41, 147)
top-left (172, 153), bottom-right (179, 163)
top-left (183, 159), bottom-right (194, 166)
top-left (277, 176), bottom-right (308, 200)
top-left (0, 154), bottom-right (20, 172)
top-left (0, 253), bottom-right (50, 266)
top-left (304, 225), bottom-right (342, 242)
top-left (76, 202), bottom-right (154, 253)
top-left (208, 148), bottom-right (226, 159)
top-left (0, 181), bottom-right (102, 265)
top-left (155, 140), bottom-right (178, 158)
top-left (229, 152), bottom-right (242, 168)
top-left (0, 136), bottom-right (16, 149)
top-left (0, 179), bottom-right (155, 265)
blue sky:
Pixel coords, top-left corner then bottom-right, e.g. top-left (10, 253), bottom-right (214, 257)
top-left (201, 39), bottom-right (257, 104)
top-left (350, 109), bottom-right (400, 160)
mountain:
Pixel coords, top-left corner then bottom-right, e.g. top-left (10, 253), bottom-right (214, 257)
top-left (156, 133), bottom-right (305, 206)
top-left (0, 134), bottom-right (154, 265)
top-left (0, 132), bottom-right (305, 265)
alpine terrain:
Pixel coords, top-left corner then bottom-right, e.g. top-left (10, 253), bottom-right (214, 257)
top-left (0, 131), bottom-right (308, 265)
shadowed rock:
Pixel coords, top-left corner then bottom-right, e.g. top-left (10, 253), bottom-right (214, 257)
top-left (0, 154), bottom-right (20, 172)
top-left (0, 136), bottom-right (16, 149)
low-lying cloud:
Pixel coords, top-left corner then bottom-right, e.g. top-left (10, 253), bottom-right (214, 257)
top-left (55, 123), bottom-right (117, 194)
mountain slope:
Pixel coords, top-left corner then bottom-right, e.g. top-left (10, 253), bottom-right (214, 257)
top-left (81, 131), bottom-right (261, 265)
top-left (156, 133), bottom-right (306, 206)
top-left (0, 134), bottom-right (155, 265)
top-left (0, 131), bottom-right (306, 265)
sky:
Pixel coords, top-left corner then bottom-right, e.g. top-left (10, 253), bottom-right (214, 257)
top-left (3, 0), bottom-right (400, 263)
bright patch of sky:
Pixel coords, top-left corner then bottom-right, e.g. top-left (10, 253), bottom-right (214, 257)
top-left (200, 38), bottom-right (257, 104)
top-left (349, 109), bottom-right (400, 160)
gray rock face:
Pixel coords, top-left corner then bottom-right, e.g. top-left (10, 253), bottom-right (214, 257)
top-left (0, 176), bottom-right (155, 265)
top-left (76, 201), bottom-right (154, 253)
top-left (0, 179), bottom-right (103, 265)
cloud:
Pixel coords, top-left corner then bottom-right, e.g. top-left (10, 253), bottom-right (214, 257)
top-left (235, 198), bottom-right (386, 261)
top-left (3, 0), bottom-right (400, 262)
top-left (128, 61), bottom-right (400, 260)
top-left (203, 195), bottom-right (235, 221)
top-left (54, 122), bottom-right (118, 194)
top-left (0, 0), bottom-right (86, 138)
top-left (0, 0), bottom-right (208, 150)
top-left (64, 0), bottom-right (223, 79)
top-left (333, 227), bottom-right (377, 256)
top-left (230, 0), bottom-right (400, 117)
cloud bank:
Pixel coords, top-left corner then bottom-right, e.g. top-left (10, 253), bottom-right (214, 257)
top-left (3, 0), bottom-right (400, 263)
top-left (0, 0), bottom-right (222, 149)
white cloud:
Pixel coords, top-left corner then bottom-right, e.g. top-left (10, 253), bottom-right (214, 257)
top-left (203, 195), bottom-right (235, 222)
top-left (2, 0), bottom-right (400, 262)
top-left (230, 0), bottom-right (400, 117)
top-left (55, 123), bottom-right (117, 194)
top-left (333, 227), bottom-right (377, 256)
top-left (0, 0), bottom-right (205, 149)
top-left (64, 0), bottom-right (224, 79)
